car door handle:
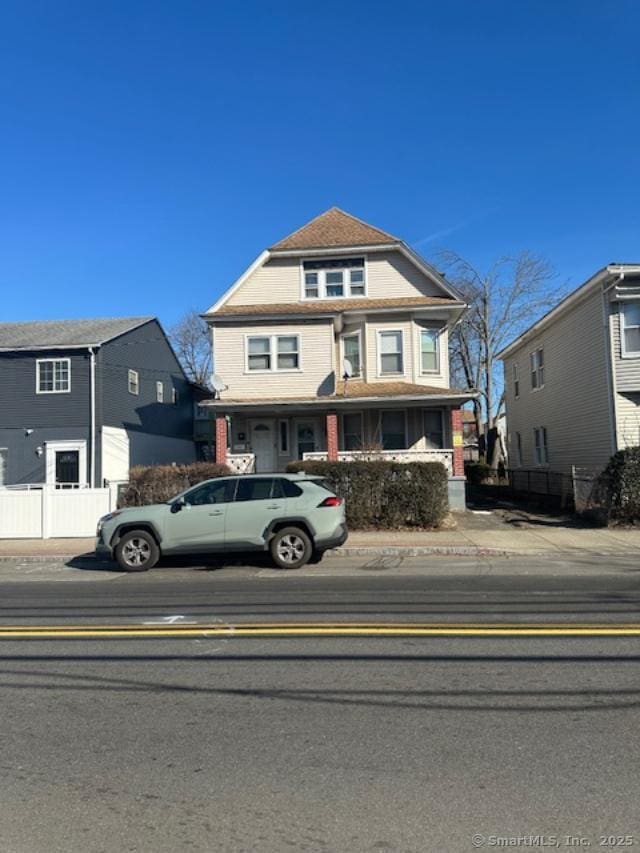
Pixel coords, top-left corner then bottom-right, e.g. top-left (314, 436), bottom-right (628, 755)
top-left (267, 504), bottom-right (282, 510)
top-left (209, 510), bottom-right (223, 516)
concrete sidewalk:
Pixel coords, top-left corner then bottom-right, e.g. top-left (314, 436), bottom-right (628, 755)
top-left (1, 525), bottom-right (639, 560)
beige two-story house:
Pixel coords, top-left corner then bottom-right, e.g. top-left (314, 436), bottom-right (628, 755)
top-left (498, 263), bottom-right (640, 476)
top-left (202, 208), bottom-right (475, 508)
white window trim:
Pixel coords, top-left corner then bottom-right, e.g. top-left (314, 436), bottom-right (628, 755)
top-left (620, 302), bottom-right (640, 359)
top-left (340, 330), bottom-right (363, 377)
top-left (513, 362), bottom-right (520, 399)
top-left (128, 369), bottom-right (139, 396)
top-left (299, 256), bottom-right (368, 300)
top-left (530, 347), bottom-right (544, 391)
top-left (244, 334), bottom-right (302, 374)
top-left (45, 440), bottom-right (87, 486)
top-left (341, 411), bottom-right (364, 451)
top-left (278, 418), bottom-right (290, 456)
top-left (533, 426), bottom-right (549, 467)
top-left (36, 358), bottom-right (71, 395)
top-left (377, 329), bottom-right (405, 377)
top-left (379, 409), bottom-right (408, 450)
top-left (156, 381), bottom-right (164, 403)
top-left (419, 327), bottom-right (440, 375)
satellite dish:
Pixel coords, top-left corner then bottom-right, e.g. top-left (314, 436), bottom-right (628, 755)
top-left (342, 358), bottom-right (354, 379)
top-left (211, 374), bottom-right (228, 399)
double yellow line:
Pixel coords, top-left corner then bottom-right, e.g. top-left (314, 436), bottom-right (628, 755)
top-left (1, 622), bottom-right (640, 639)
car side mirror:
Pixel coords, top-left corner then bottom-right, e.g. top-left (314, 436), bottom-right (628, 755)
top-left (171, 499), bottom-right (185, 514)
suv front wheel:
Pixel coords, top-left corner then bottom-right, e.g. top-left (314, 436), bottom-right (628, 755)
top-left (114, 530), bottom-right (160, 572)
top-left (270, 527), bottom-right (312, 570)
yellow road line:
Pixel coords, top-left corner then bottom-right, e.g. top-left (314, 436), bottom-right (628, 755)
top-left (1, 622), bottom-right (640, 638)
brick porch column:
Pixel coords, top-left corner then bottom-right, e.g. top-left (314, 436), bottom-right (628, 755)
top-left (326, 412), bottom-right (339, 462)
top-left (215, 414), bottom-right (228, 465)
top-left (450, 407), bottom-right (464, 477)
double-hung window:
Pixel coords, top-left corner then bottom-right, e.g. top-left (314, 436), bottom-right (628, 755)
top-left (37, 358), bottom-right (70, 393)
top-left (128, 370), bottom-right (139, 395)
top-left (530, 348), bottom-right (544, 389)
top-left (513, 362), bottom-right (520, 398)
top-left (621, 302), bottom-right (640, 356)
top-left (378, 330), bottom-right (404, 375)
top-left (420, 329), bottom-right (439, 373)
top-left (534, 427), bottom-right (549, 465)
top-left (303, 258), bottom-right (366, 299)
top-left (247, 335), bottom-right (300, 372)
top-left (342, 332), bottom-right (362, 377)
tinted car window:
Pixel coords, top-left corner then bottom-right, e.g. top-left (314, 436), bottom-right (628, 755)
top-left (279, 479), bottom-right (303, 498)
top-left (235, 478), bottom-right (275, 502)
top-left (184, 479), bottom-right (234, 506)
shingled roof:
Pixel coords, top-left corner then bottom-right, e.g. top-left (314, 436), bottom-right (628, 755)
top-left (215, 295), bottom-right (460, 317)
top-left (270, 207), bottom-right (400, 251)
top-left (0, 317), bottom-right (154, 351)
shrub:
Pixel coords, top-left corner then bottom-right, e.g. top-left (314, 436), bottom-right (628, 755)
top-left (464, 461), bottom-right (492, 485)
top-left (285, 459), bottom-right (449, 529)
top-left (119, 462), bottom-right (231, 507)
top-left (594, 447), bottom-right (640, 523)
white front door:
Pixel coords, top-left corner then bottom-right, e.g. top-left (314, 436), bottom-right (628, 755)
top-left (250, 421), bottom-right (276, 473)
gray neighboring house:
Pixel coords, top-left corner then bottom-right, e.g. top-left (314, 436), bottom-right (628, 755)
top-left (498, 264), bottom-right (640, 476)
top-left (0, 317), bottom-right (196, 487)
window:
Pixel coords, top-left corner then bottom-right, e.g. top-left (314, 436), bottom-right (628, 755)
top-left (128, 370), bottom-right (139, 395)
top-left (379, 330), bottom-right (404, 375)
top-left (513, 362), bottom-right (520, 398)
top-left (235, 477), bottom-right (276, 502)
top-left (194, 404), bottom-right (209, 420)
top-left (302, 257), bottom-right (366, 299)
top-left (172, 387), bottom-right (179, 405)
top-left (156, 381), bottom-right (164, 403)
top-left (0, 449), bottom-right (7, 486)
top-left (279, 419), bottom-right (290, 455)
top-left (184, 479), bottom-right (234, 506)
top-left (530, 348), bottom-right (544, 389)
top-left (342, 412), bottom-right (363, 451)
top-left (423, 410), bottom-right (444, 449)
top-left (621, 302), bottom-right (640, 356)
top-left (342, 333), bottom-right (362, 377)
top-left (420, 329), bottom-right (439, 373)
top-left (380, 410), bottom-right (406, 450)
top-left (534, 427), bottom-right (548, 465)
top-left (247, 335), bottom-right (300, 371)
top-left (37, 359), bottom-right (70, 393)
top-left (515, 432), bottom-right (523, 467)
top-left (277, 336), bottom-right (299, 370)
top-left (279, 478), bottom-right (303, 498)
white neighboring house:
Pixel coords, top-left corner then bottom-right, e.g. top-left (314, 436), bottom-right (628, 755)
top-left (202, 207), bottom-right (476, 508)
top-left (498, 264), bottom-right (640, 475)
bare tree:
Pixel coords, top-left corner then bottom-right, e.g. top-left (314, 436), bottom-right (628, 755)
top-left (169, 309), bottom-right (212, 387)
top-left (437, 250), bottom-right (559, 464)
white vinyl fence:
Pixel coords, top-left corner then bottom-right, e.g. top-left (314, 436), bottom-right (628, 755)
top-left (0, 486), bottom-right (116, 539)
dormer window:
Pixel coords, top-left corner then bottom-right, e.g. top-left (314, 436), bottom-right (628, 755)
top-left (302, 258), bottom-right (366, 299)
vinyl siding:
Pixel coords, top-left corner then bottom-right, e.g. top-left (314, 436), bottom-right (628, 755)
top-left (503, 288), bottom-right (613, 475)
top-left (609, 302), bottom-right (640, 392)
top-left (224, 249), bottom-right (446, 306)
top-left (212, 320), bottom-right (335, 399)
top-left (615, 392), bottom-right (640, 448)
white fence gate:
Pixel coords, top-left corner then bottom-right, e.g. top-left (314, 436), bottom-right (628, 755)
top-left (0, 486), bottom-right (115, 539)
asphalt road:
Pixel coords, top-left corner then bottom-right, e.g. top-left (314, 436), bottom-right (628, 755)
top-left (2, 560), bottom-right (640, 852)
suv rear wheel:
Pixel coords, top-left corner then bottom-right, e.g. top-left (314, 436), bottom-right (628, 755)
top-left (115, 530), bottom-right (160, 572)
top-left (270, 526), bottom-right (312, 570)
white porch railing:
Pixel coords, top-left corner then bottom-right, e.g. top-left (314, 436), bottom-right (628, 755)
top-left (302, 449), bottom-right (454, 476)
top-left (227, 453), bottom-right (256, 474)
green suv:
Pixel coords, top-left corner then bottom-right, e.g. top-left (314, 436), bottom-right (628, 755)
top-left (96, 473), bottom-right (348, 572)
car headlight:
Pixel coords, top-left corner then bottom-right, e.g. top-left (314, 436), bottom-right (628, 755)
top-left (97, 510), bottom-right (123, 532)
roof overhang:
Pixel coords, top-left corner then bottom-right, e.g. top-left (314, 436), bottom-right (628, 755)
top-left (200, 390), bottom-right (477, 414)
top-left (0, 343), bottom-right (99, 353)
top-left (496, 264), bottom-right (640, 360)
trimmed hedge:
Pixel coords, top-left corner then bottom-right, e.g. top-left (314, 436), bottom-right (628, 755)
top-left (464, 461), bottom-right (492, 485)
top-left (286, 459), bottom-right (449, 529)
top-left (595, 447), bottom-right (640, 523)
top-left (119, 462), bottom-right (231, 507)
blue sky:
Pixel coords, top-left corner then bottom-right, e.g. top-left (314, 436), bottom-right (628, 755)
top-left (1, 1), bottom-right (639, 327)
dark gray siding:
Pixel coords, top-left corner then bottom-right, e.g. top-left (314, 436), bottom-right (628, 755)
top-left (0, 349), bottom-right (92, 483)
top-left (98, 319), bottom-right (195, 473)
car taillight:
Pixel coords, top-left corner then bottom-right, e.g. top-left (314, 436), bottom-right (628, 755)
top-left (318, 496), bottom-right (343, 507)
